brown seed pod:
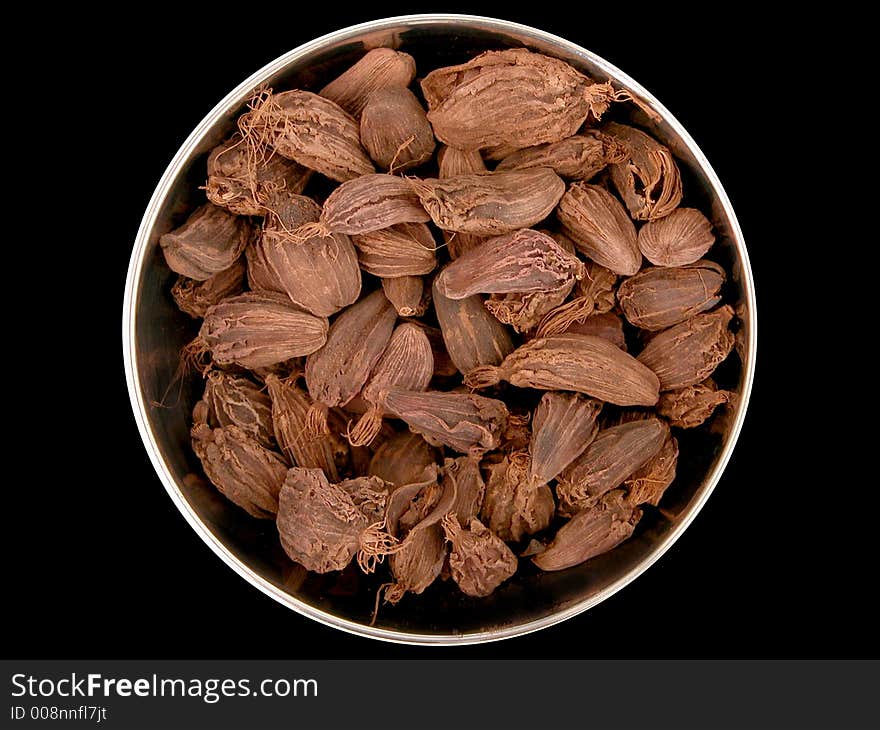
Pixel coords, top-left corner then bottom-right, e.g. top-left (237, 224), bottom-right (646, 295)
top-left (495, 130), bottom-right (629, 180)
top-left (191, 424), bottom-right (288, 519)
top-left (205, 134), bottom-right (312, 216)
top-left (605, 122), bottom-right (683, 221)
top-left (438, 144), bottom-right (488, 177)
top-left (260, 194), bottom-right (362, 317)
top-left (618, 260), bottom-right (725, 331)
top-left (558, 312), bottom-right (627, 349)
top-left (534, 260), bottom-right (618, 338)
top-left (466, 334), bottom-right (660, 407)
top-left (382, 276), bottom-right (430, 317)
top-left (304, 289), bottom-right (397, 432)
top-left (437, 145), bottom-right (489, 258)
top-left (481, 452), bottom-right (555, 542)
top-left (171, 258), bottom-right (246, 319)
top-left (360, 86), bottom-right (436, 171)
top-left (637, 305), bottom-right (735, 391)
top-left (239, 89), bottom-right (374, 182)
top-left (623, 433), bottom-right (679, 508)
top-left (319, 48), bottom-right (417, 117)
top-left (442, 514), bottom-right (517, 597)
top-left (368, 431), bottom-right (440, 488)
top-left (245, 237), bottom-right (285, 294)
top-left (656, 379), bottom-right (734, 428)
top-left (556, 417), bottom-right (669, 516)
top-left (160, 203), bottom-right (255, 281)
top-left (276, 467), bottom-right (389, 573)
top-left (384, 472), bottom-right (456, 601)
top-left (485, 286), bottom-right (573, 333)
top-left (265, 375), bottom-right (350, 482)
top-left (411, 168), bottom-right (565, 236)
top-left (203, 370), bottom-right (275, 450)
top-left (382, 389), bottom-right (510, 454)
top-left (442, 456), bottom-right (486, 527)
top-left (348, 323), bottom-right (434, 447)
top-left (434, 228), bottom-right (584, 299)
top-left (556, 182), bottom-right (641, 276)
top-left (637, 208), bottom-right (715, 267)
top-left (351, 222), bottom-right (438, 278)
top-left (312, 173), bottom-right (431, 237)
top-left (533, 490), bottom-right (641, 571)
top-left (432, 278), bottom-right (515, 378)
top-left (199, 292), bottom-right (328, 368)
top-left (421, 48), bottom-right (632, 150)
top-left (530, 392), bottom-right (602, 484)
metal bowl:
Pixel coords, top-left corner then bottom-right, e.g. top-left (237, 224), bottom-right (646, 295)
top-left (122, 14), bottom-right (756, 644)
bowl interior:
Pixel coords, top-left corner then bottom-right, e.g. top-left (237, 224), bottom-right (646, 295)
top-left (126, 16), bottom-right (754, 642)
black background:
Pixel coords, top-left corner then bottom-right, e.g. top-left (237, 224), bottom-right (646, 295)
top-left (9, 5), bottom-right (868, 659)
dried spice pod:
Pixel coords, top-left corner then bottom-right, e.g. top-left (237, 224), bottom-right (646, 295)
top-left (623, 433), bottom-right (678, 508)
top-left (368, 431), bottom-right (439, 488)
top-left (382, 389), bottom-right (509, 454)
top-left (411, 168), bottom-right (565, 236)
top-left (171, 257), bottom-right (246, 319)
top-left (313, 173), bottom-right (430, 236)
top-left (495, 130), bottom-right (629, 180)
top-left (442, 514), bottom-right (518, 597)
top-left (556, 182), bottom-right (640, 276)
top-left (498, 412), bottom-right (532, 454)
top-left (245, 237), bottom-right (285, 294)
top-left (348, 323), bottom-right (434, 447)
top-left (605, 122), bottom-right (683, 221)
top-left (240, 89), bottom-right (374, 182)
top-left (434, 228), bottom-right (584, 299)
top-left (360, 86), bottom-right (436, 171)
top-left (443, 456), bottom-right (486, 527)
top-left (385, 473), bottom-right (456, 601)
top-left (160, 203), bottom-right (255, 281)
top-left (199, 292), bottom-right (328, 368)
top-left (191, 424), bottom-right (288, 519)
top-left (276, 467), bottom-right (388, 573)
top-left (351, 222), bottom-right (438, 277)
top-left (437, 145), bottom-right (489, 258)
top-left (203, 370), bottom-right (275, 450)
top-left (382, 276), bottom-right (430, 316)
top-left (534, 260), bottom-right (618, 337)
top-left (637, 208), bottom-right (716, 267)
top-left (438, 145), bottom-right (488, 177)
top-left (530, 392), bottom-right (602, 484)
top-left (205, 134), bottom-right (312, 216)
top-left (482, 452), bottom-right (555, 542)
top-left (304, 288), bottom-right (397, 432)
top-left (533, 490), bottom-right (641, 571)
top-left (657, 378), bottom-right (734, 428)
top-left (556, 417), bottom-right (669, 516)
top-left (466, 334), bottom-right (660, 407)
top-left (637, 305), bottom-right (735, 391)
top-left (421, 48), bottom-right (630, 150)
top-left (560, 312), bottom-right (627, 349)
top-left (618, 260), bottom-right (724, 331)
top-left (386, 526), bottom-right (446, 602)
top-left (265, 375), bottom-right (350, 482)
top-left (484, 283), bottom-right (574, 333)
top-left (260, 194), bottom-right (362, 317)
top-left (319, 48), bottom-right (417, 117)
top-left (432, 279), bottom-right (514, 377)
top-left (406, 321), bottom-right (458, 378)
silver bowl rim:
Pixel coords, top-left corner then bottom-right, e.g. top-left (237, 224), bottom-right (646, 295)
top-left (122, 13), bottom-right (757, 646)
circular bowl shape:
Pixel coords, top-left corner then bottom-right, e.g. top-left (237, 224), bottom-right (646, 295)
top-left (123, 14), bottom-right (756, 644)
